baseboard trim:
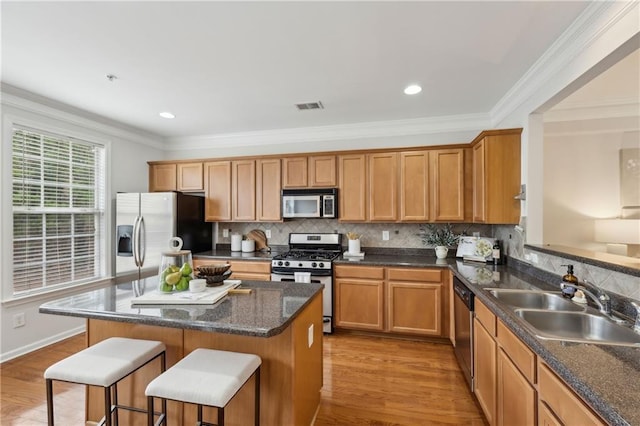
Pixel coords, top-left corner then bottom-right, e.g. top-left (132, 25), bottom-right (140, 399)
top-left (0, 325), bottom-right (86, 363)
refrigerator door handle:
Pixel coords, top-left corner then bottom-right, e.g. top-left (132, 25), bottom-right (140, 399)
top-left (138, 216), bottom-right (147, 267)
top-left (132, 215), bottom-right (142, 267)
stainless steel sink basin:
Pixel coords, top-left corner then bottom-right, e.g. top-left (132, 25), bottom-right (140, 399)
top-left (515, 310), bottom-right (640, 347)
top-left (487, 289), bottom-right (585, 312)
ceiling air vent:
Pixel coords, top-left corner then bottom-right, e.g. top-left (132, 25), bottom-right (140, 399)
top-left (295, 101), bottom-right (324, 111)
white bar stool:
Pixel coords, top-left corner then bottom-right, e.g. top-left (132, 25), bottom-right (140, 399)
top-left (44, 337), bottom-right (166, 426)
top-left (145, 348), bottom-right (261, 426)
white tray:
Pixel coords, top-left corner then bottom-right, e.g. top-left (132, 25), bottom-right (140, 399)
top-left (131, 280), bottom-right (241, 305)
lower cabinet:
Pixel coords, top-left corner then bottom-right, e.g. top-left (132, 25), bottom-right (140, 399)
top-left (335, 265), bottom-right (448, 337)
top-left (496, 348), bottom-right (536, 426)
top-left (473, 304), bottom-right (496, 425)
top-left (192, 259), bottom-right (271, 281)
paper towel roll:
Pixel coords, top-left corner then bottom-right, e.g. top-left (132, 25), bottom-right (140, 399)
top-left (231, 234), bottom-right (242, 252)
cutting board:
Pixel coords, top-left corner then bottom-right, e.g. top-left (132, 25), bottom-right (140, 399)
top-left (131, 280), bottom-right (241, 305)
top-left (247, 229), bottom-right (270, 251)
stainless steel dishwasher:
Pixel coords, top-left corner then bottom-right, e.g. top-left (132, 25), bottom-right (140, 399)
top-left (453, 275), bottom-right (474, 390)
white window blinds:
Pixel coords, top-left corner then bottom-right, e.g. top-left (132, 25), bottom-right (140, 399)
top-left (12, 127), bottom-right (106, 295)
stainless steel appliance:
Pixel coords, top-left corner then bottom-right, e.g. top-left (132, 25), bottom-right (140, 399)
top-left (115, 192), bottom-right (212, 282)
top-left (271, 232), bottom-right (342, 333)
top-left (453, 275), bottom-right (475, 390)
top-left (282, 188), bottom-right (337, 218)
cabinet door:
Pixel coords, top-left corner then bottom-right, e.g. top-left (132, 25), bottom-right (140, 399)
top-left (232, 160), bottom-right (256, 221)
top-left (177, 162), bottom-right (203, 192)
top-left (430, 149), bottom-right (465, 221)
top-left (282, 157), bottom-right (308, 188)
top-left (473, 140), bottom-right (486, 222)
top-left (400, 151), bottom-right (429, 221)
top-left (256, 159), bottom-right (282, 221)
top-left (204, 161), bottom-right (231, 221)
top-left (335, 278), bottom-right (384, 331)
top-left (538, 402), bottom-right (563, 426)
top-left (149, 163), bottom-right (177, 192)
top-left (368, 152), bottom-right (398, 221)
top-left (497, 348), bottom-right (536, 426)
top-left (309, 155), bottom-right (336, 187)
top-left (387, 281), bottom-right (442, 336)
top-left (338, 154), bottom-right (367, 221)
top-left (473, 317), bottom-right (497, 426)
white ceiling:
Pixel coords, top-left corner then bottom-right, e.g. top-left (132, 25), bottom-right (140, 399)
top-left (2, 1), bottom-right (591, 141)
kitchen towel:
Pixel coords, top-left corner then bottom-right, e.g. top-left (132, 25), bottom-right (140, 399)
top-left (294, 272), bottom-right (311, 283)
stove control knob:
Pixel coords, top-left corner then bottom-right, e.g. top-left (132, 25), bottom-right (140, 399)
top-left (311, 262), bottom-right (317, 268)
top-left (277, 261), bottom-right (283, 266)
top-left (319, 262), bottom-right (325, 268)
top-left (284, 261), bottom-right (290, 267)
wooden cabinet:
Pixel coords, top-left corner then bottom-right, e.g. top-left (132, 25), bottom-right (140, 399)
top-left (227, 260), bottom-right (271, 281)
top-left (149, 162), bottom-right (203, 192)
top-left (400, 151), bottom-right (429, 221)
top-left (283, 155), bottom-right (336, 188)
top-left (472, 130), bottom-right (521, 224)
top-left (473, 299), bottom-right (497, 425)
top-left (177, 162), bottom-right (204, 191)
top-left (256, 159), bottom-right (282, 221)
top-left (149, 163), bottom-right (177, 192)
top-left (497, 348), bottom-right (536, 426)
top-left (204, 161), bottom-right (232, 221)
top-left (232, 160), bottom-right (256, 221)
top-left (335, 265), bottom-right (385, 331)
top-left (387, 268), bottom-right (443, 336)
top-left (537, 361), bottom-right (606, 426)
top-left (368, 152), bottom-right (398, 221)
top-left (430, 148), bottom-right (465, 221)
top-left (335, 265), bottom-right (448, 337)
top-left (338, 154), bottom-right (367, 221)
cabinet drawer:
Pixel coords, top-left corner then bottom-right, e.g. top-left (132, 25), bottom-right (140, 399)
top-left (334, 265), bottom-right (384, 280)
top-left (496, 320), bottom-right (536, 384)
top-left (228, 260), bottom-right (271, 274)
top-left (538, 362), bottom-right (605, 426)
top-left (387, 268), bottom-right (441, 283)
top-left (475, 299), bottom-right (496, 336)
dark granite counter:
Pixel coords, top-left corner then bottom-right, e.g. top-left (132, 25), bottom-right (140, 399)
top-left (194, 249), bottom-right (282, 261)
top-left (39, 277), bottom-right (323, 338)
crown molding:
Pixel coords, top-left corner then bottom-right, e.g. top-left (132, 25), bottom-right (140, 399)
top-left (165, 113), bottom-right (491, 150)
top-left (491, 1), bottom-right (638, 125)
top-left (1, 86), bottom-right (164, 150)
top-left (544, 97), bottom-right (640, 122)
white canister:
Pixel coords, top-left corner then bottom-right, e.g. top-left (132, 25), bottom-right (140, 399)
top-left (242, 239), bottom-right (255, 253)
top-left (231, 233), bottom-right (242, 252)
top-left (348, 239), bottom-right (361, 254)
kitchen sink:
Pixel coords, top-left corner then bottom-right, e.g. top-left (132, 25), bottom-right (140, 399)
top-left (515, 310), bottom-right (640, 347)
top-left (487, 289), bottom-right (585, 312)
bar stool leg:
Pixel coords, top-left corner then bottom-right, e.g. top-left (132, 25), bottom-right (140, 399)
top-left (147, 396), bottom-right (154, 426)
top-left (113, 384), bottom-right (119, 426)
top-left (217, 406), bottom-right (224, 426)
top-left (46, 379), bottom-right (54, 426)
top-left (255, 367), bottom-right (261, 426)
top-left (104, 386), bottom-right (112, 426)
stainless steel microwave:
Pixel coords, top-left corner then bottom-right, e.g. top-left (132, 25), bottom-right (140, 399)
top-left (282, 188), bottom-right (338, 219)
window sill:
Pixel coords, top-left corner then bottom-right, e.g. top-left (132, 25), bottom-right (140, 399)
top-left (2, 278), bottom-right (114, 308)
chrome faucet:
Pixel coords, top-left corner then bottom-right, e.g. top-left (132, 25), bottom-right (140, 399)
top-left (631, 302), bottom-right (640, 334)
top-left (560, 282), bottom-right (612, 316)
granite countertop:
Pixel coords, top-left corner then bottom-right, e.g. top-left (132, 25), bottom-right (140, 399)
top-left (194, 249), bottom-right (281, 261)
top-left (39, 277), bottom-right (323, 338)
top-left (190, 248), bottom-right (638, 425)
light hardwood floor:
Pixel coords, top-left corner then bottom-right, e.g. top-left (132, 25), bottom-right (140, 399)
top-left (1, 332), bottom-right (485, 425)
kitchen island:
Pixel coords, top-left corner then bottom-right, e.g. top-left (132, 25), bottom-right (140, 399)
top-left (40, 278), bottom-right (324, 426)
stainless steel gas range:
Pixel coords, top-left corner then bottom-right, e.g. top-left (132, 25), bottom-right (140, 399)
top-left (271, 233), bottom-right (342, 334)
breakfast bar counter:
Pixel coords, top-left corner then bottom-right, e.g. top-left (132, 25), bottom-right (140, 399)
top-left (40, 278), bottom-right (324, 426)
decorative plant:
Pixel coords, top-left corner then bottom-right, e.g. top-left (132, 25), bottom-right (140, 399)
top-left (418, 223), bottom-right (460, 247)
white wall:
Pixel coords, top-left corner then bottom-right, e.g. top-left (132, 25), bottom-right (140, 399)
top-left (0, 91), bottom-right (164, 361)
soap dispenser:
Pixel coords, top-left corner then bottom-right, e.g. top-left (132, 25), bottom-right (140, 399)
top-left (561, 264), bottom-right (578, 298)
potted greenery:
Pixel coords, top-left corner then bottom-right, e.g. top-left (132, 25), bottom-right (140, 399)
top-left (418, 223), bottom-right (460, 259)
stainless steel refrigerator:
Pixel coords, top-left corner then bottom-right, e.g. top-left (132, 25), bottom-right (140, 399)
top-left (115, 192), bottom-right (212, 281)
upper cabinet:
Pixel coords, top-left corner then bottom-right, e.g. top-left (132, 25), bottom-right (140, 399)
top-left (338, 154), bottom-right (367, 221)
top-left (149, 163), bottom-right (177, 192)
top-left (232, 160), bottom-right (256, 221)
top-left (430, 148), bottom-right (466, 222)
top-left (283, 155), bottom-right (336, 188)
top-left (399, 151), bottom-right (429, 221)
top-left (368, 152), bottom-right (398, 221)
top-left (472, 129), bottom-right (522, 224)
top-left (204, 161), bottom-right (232, 222)
top-left (256, 159), bottom-right (282, 222)
top-left (149, 162), bottom-right (203, 192)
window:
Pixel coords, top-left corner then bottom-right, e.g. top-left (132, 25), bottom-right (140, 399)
top-left (12, 126), bottom-right (106, 296)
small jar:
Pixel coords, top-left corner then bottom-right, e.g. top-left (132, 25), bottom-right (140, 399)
top-left (158, 237), bottom-right (193, 292)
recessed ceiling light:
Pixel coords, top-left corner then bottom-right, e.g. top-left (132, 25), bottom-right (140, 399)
top-left (404, 84), bottom-right (422, 95)
top-left (159, 112), bottom-right (175, 119)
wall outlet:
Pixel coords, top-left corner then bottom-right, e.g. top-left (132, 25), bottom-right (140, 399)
top-left (13, 313), bottom-right (26, 328)
top-left (382, 230), bottom-right (390, 241)
top-left (265, 229), bottom-right (271, 239)
top-left (308, 324), bottom-right (314, 348)
top-left (222, 228), bottom-right (229, 238)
